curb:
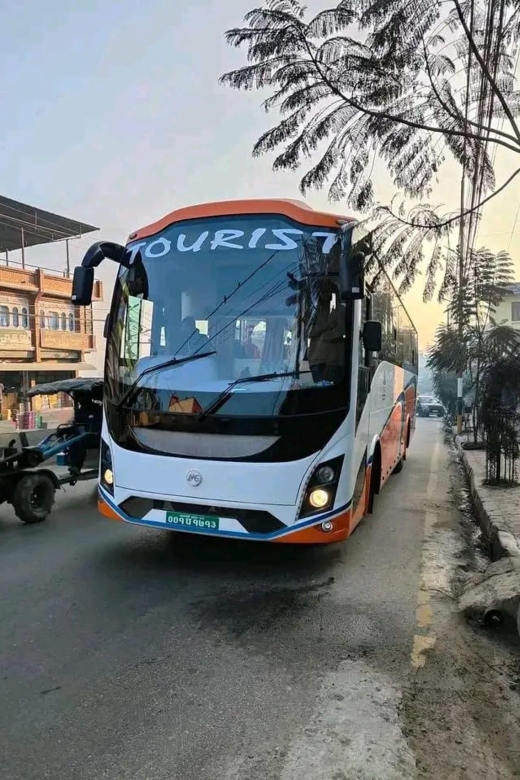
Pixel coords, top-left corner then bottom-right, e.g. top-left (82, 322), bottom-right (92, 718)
top-left (454, 437), bottom-right (520, 566)
top-left (455, 437), bottom-right (520, 633)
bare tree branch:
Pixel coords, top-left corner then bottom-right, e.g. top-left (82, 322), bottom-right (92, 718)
top-left (293, 21), bottom-right (520, 155)
top-left (380, 166), bottom-right (520, 230)
top-left (421, 37), bottom-right (519, 147)
top-left (452, 0), bottom-right (520, 143)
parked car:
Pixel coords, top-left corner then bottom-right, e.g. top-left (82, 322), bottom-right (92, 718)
top-left (417, 395), bottom-right (445, 417)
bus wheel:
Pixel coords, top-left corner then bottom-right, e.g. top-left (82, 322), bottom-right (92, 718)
top-left (13, 473), bottom-right (55, 524)
top-left (368, 449), bottom-right (381, 514)
top-left (393, 458), bottom-right (404, 474)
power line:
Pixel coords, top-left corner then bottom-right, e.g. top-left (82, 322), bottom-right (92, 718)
top-left (0, 252), bottom-right (101, 277)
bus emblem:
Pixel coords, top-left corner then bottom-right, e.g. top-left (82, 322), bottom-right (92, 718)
top-left (186, 470), bottom-right (202, 487)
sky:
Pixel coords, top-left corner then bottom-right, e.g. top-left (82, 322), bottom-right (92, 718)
top-left (2, 0), bottom-right (520, 368)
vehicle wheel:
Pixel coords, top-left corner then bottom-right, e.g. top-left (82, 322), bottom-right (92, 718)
top-left (12, 473), bottom-right (55, 524)
top-left (393, 458), bottom-right (404, 474)
top-left (368, 451), bottom-right (381, 514)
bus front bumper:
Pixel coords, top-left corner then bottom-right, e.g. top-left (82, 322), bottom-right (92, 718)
top-left (97, 485), bottom-right (353, 544)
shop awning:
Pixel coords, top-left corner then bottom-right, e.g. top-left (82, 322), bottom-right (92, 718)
top-left (0, 362), bottom-right (96, 372)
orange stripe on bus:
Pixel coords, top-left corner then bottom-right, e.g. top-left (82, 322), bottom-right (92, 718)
top-left (130, 199), bottom-right (356, 242)
top-left (273, 507), bottom-right (352, 544)
top-left (98, 496), bottom-right (123, 522)
top-left (351, 465), bottom-right (371, 533)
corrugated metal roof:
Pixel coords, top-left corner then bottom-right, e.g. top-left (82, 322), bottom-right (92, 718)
top-left (0, 195), bottom-right (98, 252)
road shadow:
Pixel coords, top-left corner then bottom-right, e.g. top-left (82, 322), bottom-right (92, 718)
top-left (95, 526), bottom-right (346, 584)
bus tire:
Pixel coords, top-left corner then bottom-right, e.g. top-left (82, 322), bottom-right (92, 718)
top-left (368, 447), bottom-right (381, 515)
top-left (13, 473), bottom-right (55, 524)
top-left (393, 422), bottom-right (410, 475)
top-left (393, 458), bottom-right (404, 474)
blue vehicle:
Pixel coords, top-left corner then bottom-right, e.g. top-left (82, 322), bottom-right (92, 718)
top-left (0, 378), bottom-right (103, 524)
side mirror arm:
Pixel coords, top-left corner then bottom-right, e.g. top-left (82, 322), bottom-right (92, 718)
top-left (81, 241), bottom-right (128, 269)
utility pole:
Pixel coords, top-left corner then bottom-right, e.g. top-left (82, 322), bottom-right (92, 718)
top-left (456, 2), bottom-right (476, 436)
top-left (456, 217), bottom-right (465, 435)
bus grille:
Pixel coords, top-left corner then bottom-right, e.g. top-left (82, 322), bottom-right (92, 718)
top-left (119, 496), bottom-right (287, 534)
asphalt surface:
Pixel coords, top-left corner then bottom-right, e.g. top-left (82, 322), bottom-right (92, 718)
top-left (1, 421), bottom-right (509, 780)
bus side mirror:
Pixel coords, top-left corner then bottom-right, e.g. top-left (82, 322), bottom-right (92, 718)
top-left (81, 241), bottom-right (127, 269)
top-left (71, 267), bottom-right (94, 306)
top-left (363, 320), bottom-right (382, 353)
top-left (340, 251), bottom-right (365, 301)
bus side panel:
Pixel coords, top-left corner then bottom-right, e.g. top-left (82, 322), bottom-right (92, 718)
top-left (366, 362), bottom-right (416, 491)
top-left (377, 365), bottom-right (404, 483)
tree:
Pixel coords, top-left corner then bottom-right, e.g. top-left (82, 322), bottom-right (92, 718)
top-left (480, 352), bottom-right (520, 483)
top-left (426, 246), bottom-right (519, 437)
top-left (430, 369), bottom-right (472, 419)
top-left (221, 0), bottom-right (520, 291)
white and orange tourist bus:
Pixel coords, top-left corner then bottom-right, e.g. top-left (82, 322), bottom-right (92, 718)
top-left (72, 199), bottom-right (417, 544)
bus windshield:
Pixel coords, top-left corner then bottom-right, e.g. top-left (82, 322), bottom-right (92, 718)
top-left (105, 213), bottom-right (353, 419)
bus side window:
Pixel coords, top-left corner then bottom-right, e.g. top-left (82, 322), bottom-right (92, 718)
top-left (356, 295), bottom-right (371, 427)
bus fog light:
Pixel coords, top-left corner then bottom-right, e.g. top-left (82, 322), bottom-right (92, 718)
top-left (309, 488), bottom-right (330, 509)
top-left (321, 520), bottom-right (333, 532)
top-left (103, 469), bottom-right (113, 486)
top-left (316, 465), bottom-right (335, 484)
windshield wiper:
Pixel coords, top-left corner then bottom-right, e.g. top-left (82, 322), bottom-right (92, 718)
top-left (198, 370), bottom-right (311, 421)
top-left (116, 350), bottom-right (217, 410)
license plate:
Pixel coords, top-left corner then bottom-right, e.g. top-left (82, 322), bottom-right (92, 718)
top-left (166, 511), bottom-right (219, 531)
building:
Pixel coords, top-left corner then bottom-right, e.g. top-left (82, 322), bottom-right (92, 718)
top-left (0, 195), bottom-right (101, 419)
top-left (494, 283), bottom-right (520, 329)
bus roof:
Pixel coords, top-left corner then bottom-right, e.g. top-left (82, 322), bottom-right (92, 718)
top-left (129, 199), bottom-right (357, 243)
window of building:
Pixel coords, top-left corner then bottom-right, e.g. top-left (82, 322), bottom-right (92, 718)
top-left (512, 302), bottom-right (520, 322)
top-left (21, 308), bottom-right (28, 329)
top-left (0, 306), bottom-right (10, 328)
top-left (68, 313), bottom-right (74, 332)
top-left (60, 313), bottom-right (67, 331)
top-left (12, 307), bottom-right (19, 328)
top-left (48, 312), bottom-right (59, 330)
top-left (40, 311), bottom-right (46, 329)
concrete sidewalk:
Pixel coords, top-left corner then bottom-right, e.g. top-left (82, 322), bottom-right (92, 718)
top-left (457, 439), bottom-right (520, 632)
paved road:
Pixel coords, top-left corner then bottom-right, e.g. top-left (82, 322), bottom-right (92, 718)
top-left (2, 421), bottom-right (520, 780)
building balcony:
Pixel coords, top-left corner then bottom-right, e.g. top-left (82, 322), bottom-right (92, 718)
top-left (0, 268), bottom-right (39, 293)
top-left (0, 267), bottom-right (103, 301)
top-left (41, 274), bottom-right (103, 301)
top-left (40, 330), bottom-right (96, 352)
top-left (0, 328), bottom-right (34, 352)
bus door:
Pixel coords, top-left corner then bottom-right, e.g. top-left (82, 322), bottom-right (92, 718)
top-left (353, 294), bottom-right (372, 519)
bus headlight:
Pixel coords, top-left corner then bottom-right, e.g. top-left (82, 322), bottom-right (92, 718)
top-left (298, 456), bottom-right (344, 519)
top-left (100, 439), bottom-right (114, 495)
top-left (309, 488), bottom-right (330, 509)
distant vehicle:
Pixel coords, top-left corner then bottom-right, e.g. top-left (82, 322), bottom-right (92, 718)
top-left (417, 396), bottom-right (445, 417)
